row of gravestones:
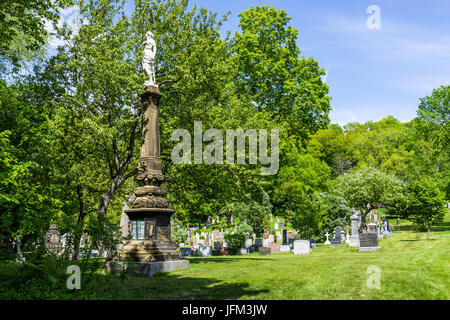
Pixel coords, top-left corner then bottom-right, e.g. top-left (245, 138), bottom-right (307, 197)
top-left (44, 224), bottom-right (107, 258)
top-left (179, 237), bottom-right (318, 257)
top-left (327, 216), bottom-right (394, 252)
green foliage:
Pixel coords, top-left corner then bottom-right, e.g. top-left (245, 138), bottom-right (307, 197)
top-left (273, 145), bottom-right (331, 224)
top-left (235, 223), bottom-right (253, 237)
top-left (320, 193), bottom-right (352, 237)
top-left (232, 5), bottom-right (330, 142)
top-left (408, 178), bottom-right (446, 237)
top-left (170, 215), bottom-right (188, 245)
top-left (224, 233), bottom-right (245, 255)
top-left (333, 166), bottom-right (406, 213)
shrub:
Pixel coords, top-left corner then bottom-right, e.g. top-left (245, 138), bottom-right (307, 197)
top-left (224, 233), bottom-right (245, 255)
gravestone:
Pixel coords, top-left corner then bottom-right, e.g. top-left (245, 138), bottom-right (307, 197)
top-left (274, 223), bottom-right (279, 230)
top-left (240, 247), bottom-right (248, 255)
top-left (282, 229), bottom-right (288, 245)
top-left (349, 214), bottom-right (360, 247)
top-left (199, 246), bottom-right (212, 257)
top-left (245, 239), bottom-right (253, 247)
top-left (331, 226), bottom-right (342, 247)
top-left (180, 247), bottom-right (193, 257)
top-left (397, 218), bottom-right (400, 225)
top-left (213, 241), bottom-right (223, 250)
top-left (288, 238), bottom-right (295, 249)
top-left (309, 239), bottom-right (316, 249)
top-left (293, 240), bottom-right (311, 255)
top-left (248, 245), bottom-right (255, 253)
top-left (268, 234), bottom-right (275, 243)
top-left (269, 243), bottom-right (281, 253)
top-left (324, 232), bottom-right (331, 245)
top-left (377, 223), bottom-right (384, 240)
top-left (358, 233), bottom-right (380, 251)
top-left (45, 224), bottom-right (63, 253)
top-left (179, 243), bottom-right (185, 248)
top-left (369, 223), bottom-right (377, 233)
top-left (258, 247), bottom-right (271, 255)
top-left (263, 239), bottom-right (271, 247)
top-left (254, 239), bottom-right (263, 247)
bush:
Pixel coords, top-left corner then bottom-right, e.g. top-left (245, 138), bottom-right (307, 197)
top-left (235, 223), bottom-right (253, 237)
top-left (224, 233), bottom-right (246, 255)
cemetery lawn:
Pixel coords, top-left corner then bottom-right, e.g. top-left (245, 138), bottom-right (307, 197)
top-left (1, 215), bottom-right (448, 300)
top-left (104, 215), bottom-right (449, 300)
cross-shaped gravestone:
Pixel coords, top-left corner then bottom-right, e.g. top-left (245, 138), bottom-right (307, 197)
top-left (324, 232), bottom-right (331, 245)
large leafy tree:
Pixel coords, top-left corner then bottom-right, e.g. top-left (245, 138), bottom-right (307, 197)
top-left (408, 178), bottom-right (446, 239)
top-left (232, 5), bottom-right (330, 143)
top-left (333, 166), bottom-right (406, 216)
top-left (273, 145), bottom-right (331, 230)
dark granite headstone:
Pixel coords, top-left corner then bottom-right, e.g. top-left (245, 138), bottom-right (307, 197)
top-left (282, 229), bottom-right (288, 245)
top-left (180, 247), bottom-right (193, 257)
top-left (288, 238), bottom-right (295, 249)
top-left (309, 239), bottom-right (316, 248)
top-left (254, 239), bottom-right (263, 247)
top-left (214, 241), bottom-right (223, 250)
top-left (331, 226), bottom-right (342, 247)
top-left (359, 233), bottom-right (379, 248)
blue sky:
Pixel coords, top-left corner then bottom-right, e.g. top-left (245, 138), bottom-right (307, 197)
top-left (55, 0), bottom-right (450, 126)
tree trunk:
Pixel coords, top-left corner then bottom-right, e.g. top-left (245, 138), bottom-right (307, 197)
top-left (427, 224), bottom-right (431, 240)
top-left (72, 185), bottom-right (86, 261)
top-left (97, 169), bottom-right (137, 217)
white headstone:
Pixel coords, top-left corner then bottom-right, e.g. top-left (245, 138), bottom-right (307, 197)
top-left (293, 240), bottom-right (311, 255)
top-left (199, 246), bottom-right (212, 257)
top-left (324, 232), bottom-right (331, 245)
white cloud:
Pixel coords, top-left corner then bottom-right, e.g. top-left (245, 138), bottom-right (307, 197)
top-left (44, 6), bottom-right (80, 49)
top-left (329, 107), bottom-right (357, 126)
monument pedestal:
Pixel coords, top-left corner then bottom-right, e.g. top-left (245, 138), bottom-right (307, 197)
top-left (108, 260), bottom-right (189, 277)
top-left (349, 235), bottom-right (360, 247)
top-left (114, 83), bottom-right (189, 276)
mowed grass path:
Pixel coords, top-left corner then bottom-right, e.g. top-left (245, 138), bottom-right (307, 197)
top-left (113, 216), bottom-right (449, 300)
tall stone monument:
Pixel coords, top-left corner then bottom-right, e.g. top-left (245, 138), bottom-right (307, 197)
top-left (349, 214), bottom-right (360, 247)
top-left (114, 30), bottom-right (189, 276)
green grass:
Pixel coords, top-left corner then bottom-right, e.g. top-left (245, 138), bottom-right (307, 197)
top-left (101, 213), bottom-right (449, 300)
top-left (2, 213), bottom-right (449, 300)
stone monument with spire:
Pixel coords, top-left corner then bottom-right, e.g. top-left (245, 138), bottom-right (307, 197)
top-left (114, 30), bottom-right (189, 276)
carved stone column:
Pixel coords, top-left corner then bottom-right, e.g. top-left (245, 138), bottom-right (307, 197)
top-left (119, 85), bottom-right (183, 264)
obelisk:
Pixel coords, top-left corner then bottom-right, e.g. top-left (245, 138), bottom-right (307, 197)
top-left (117, 31), bottom-right (189, 276)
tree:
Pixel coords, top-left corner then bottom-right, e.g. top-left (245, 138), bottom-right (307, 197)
top-left (333, 166), bottom-right (406, 216)
top-left (273, 146), bottom-right (331, 222)
top-left (0, 0), bottom-right (72, 70)
top-left (408, 178), bottom-right (446, 239)
top-left (232, 5), bottom-right (330, 143)
top-left (320, 193), bottom-right (352, 237)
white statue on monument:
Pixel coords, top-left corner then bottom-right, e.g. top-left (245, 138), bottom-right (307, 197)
top-left (142, 30), bottom-right (157, 87)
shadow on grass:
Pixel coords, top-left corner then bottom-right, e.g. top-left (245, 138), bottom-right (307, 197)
top-left (398, 239), bottom-right (437, 242)
top-left (187, 257), bottom-right (273, 265)
top-left (394, 222), bottom-right (450, 233)
top-left (141, 272), bottom-right (271, 299)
